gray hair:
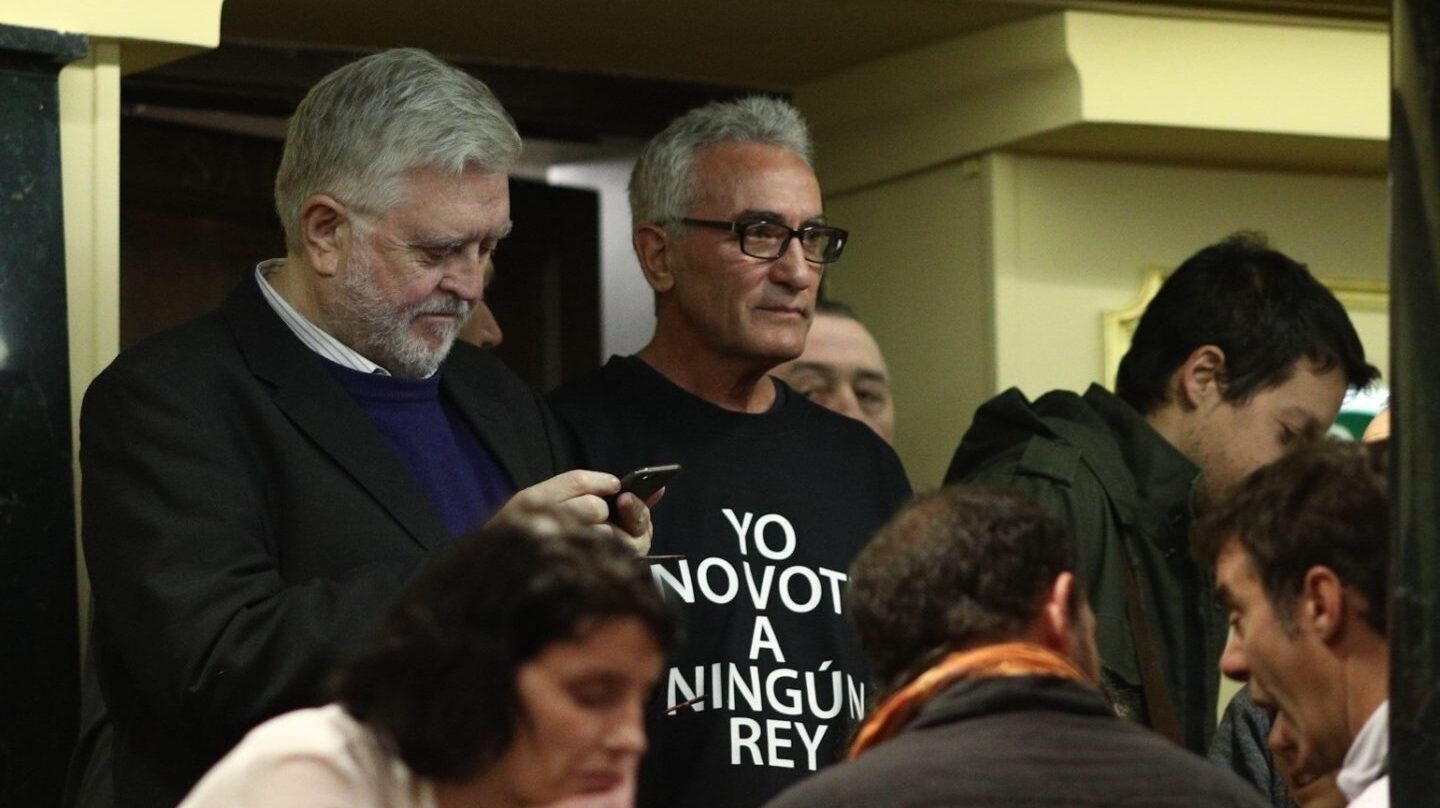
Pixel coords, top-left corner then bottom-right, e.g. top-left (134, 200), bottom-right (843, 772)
top-left (628, 95), bottom-right (813, 227)
top-left (274, 48), bottom-right (521, 252)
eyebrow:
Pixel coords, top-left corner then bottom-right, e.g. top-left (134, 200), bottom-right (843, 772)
top-left (786, 362), bottom-right (839, 380)
top-left (735, 209), bottom-right (827, 227)
top-left (411, 220), bottom-right (514, 251)
top-left (853, 369), bottom-right (891, 385)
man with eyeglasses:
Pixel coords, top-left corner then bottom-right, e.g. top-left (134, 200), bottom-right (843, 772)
top-left (550, 96), bottom-right (911, 808)
top-left (70, 49), bottom-right (654, 808)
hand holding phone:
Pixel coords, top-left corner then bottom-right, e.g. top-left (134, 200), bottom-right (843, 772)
top-left (607, 464), bottom-right (681, 522)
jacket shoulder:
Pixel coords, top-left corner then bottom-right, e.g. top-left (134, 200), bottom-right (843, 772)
top-left (83, 312), bottom-right (240, 409)
top-left (443, 341), bottom-right (536, 401)
top-left (948, 387), bottom-right (1102, 488)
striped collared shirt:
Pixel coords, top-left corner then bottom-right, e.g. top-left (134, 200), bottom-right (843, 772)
top-left (254, 259), bottom-right (390, 376)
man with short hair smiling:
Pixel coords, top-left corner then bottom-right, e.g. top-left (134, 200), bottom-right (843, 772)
top-left (947, 232), bottom-right (1378, 752)
top-left (772, 299), bottom-right (895, 445)
top-left (1195, 441), bottom-right (1391, 808)
top-left (73, 49), bottom-right (652, 808)
top-left (550, 97), bottom-right (910, 808)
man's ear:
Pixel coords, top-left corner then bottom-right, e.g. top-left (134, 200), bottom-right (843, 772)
top-left (1036, 571), bottom-right (1079, 656)
top-left (1299, 565), bottom-right (1348, 645)
top-left (634, 224), bottom-right (676, 294)
top-left (1174, 344), bottom-right (1228, 410)
top-left (298, 193), bottom-right (351, 278)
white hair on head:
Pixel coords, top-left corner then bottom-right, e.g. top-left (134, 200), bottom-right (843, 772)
top-left (274, 47), bottom-right (521, 253)
top-left (628, 95), bottom-right (812, 228)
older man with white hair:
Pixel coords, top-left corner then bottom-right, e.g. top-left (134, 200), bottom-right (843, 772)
top-left (551, 96), bottom-right (910, 808)
top-left (71, 48), bottom-right (651, 808)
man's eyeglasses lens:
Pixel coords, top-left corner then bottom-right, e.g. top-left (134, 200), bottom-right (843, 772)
top-left (740, 222), bottom-right (846, 263)
top-left (676, 218), bottom-right (847, 263)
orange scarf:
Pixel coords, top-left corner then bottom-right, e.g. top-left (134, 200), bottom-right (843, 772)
top-left (848, 642), bottom-right (1090, 759)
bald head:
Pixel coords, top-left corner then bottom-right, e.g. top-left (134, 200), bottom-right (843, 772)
top-left (774, 306), bottom-right (894, 444)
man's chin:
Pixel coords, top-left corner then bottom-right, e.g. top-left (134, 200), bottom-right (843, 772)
top-left (753, 333), bottom-right (807, 365)
top-left (379, 339), bottom-right (454, 379)
top-left (1287, 771), bottom-right (1345, 808)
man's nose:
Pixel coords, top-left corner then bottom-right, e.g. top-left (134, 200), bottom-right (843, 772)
top-left (439, 250), bottom-right (488, 301)
top-left (769, 235), bottom-right (817, 289)
top-left (607, 700), bottom-right (649, 756)
top-left (1219, 631), bottom-right (1249, 682)
top-left (817, 387), bottom-right (863, 421)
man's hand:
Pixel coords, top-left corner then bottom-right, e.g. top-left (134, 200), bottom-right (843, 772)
top-left (495, 470), bottom-right (655, 555)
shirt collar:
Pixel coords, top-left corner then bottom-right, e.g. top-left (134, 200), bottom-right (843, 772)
top-left (1080, 384), bottom-right (1200, 511)
top-left (1338, 699), bottom-right (1389, 800)
top-left (254, 260), bottom-right (390, 376)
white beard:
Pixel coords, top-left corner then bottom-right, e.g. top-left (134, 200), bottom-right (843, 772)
top-left (328, 248), bottom-right (472, 378)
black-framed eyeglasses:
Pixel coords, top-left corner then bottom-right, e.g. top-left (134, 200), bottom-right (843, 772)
top-left (675, 218), bottom-right (848, 264)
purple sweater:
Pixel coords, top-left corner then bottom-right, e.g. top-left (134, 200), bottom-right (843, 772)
top-left (326, 362), bottom-right (513, 536)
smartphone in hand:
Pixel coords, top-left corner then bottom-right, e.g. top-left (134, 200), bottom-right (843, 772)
top-left (607, 464), bottom-right (681, 522)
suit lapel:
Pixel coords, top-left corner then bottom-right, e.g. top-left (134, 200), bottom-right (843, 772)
top-left (439, 349), bottom-right (534, 490)
top-left (222, 276), bottom-right (451, 550)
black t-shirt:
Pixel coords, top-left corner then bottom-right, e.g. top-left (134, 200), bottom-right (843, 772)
top-left (549, 356), bottom-right (912, 808)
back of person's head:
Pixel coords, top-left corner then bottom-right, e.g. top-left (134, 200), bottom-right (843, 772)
top-left (848, 486), bottom-right (1077, 697)
top-left (274, 47), bottom-right (521, 253)
top-left (1194, 440), bottom-right (1388, 636)
top-left (1114, 232), bottom-right (1378, 414)
top-left (629, 95), bottom-right (812, 228)
top-left (330, 509), bottom-right (676, 781)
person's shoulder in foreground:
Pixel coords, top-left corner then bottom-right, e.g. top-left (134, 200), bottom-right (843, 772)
top-left (179, 508), bottom-right (675, 808)
top-left (177, 706), bottom-right (423, 808)
top-left (766, 679), bottom-right (1267, 808)
top-left (764, 484), bottom-right (1266, 808)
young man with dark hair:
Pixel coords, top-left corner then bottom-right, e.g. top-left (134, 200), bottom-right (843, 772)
top-left (1195, 441), bottom-right (1390, 808)
top-left (764, 485), bottom-right (1267, 808)
top-left (945, 232), bottom-right (1378, 753)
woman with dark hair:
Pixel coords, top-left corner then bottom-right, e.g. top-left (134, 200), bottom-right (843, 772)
top-left (178, 508), bottom-right (675, 808)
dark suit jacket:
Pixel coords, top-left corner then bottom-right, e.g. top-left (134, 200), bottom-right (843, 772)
top-left (76, 276), bottom-right (570, 808)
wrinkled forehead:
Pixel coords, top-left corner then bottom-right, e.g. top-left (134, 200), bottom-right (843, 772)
top-left (688, 141), bottom-right (822, 219)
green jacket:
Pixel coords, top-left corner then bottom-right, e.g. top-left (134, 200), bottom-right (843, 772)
top-left (945, 384), bottom-right (1227, 753)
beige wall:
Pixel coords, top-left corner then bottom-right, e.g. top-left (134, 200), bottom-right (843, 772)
top-left (824, 159), bottom-right (995, 488)
top-left (1, 0), bottom-right (224, 657)
top-left (992, 153), bottom-right (1389, 396)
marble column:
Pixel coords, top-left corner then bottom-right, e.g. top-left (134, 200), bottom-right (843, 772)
top-left (0, 22), bottom-right (87, 808)
top-left (1390, 1), bottom-right (1440, 803)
